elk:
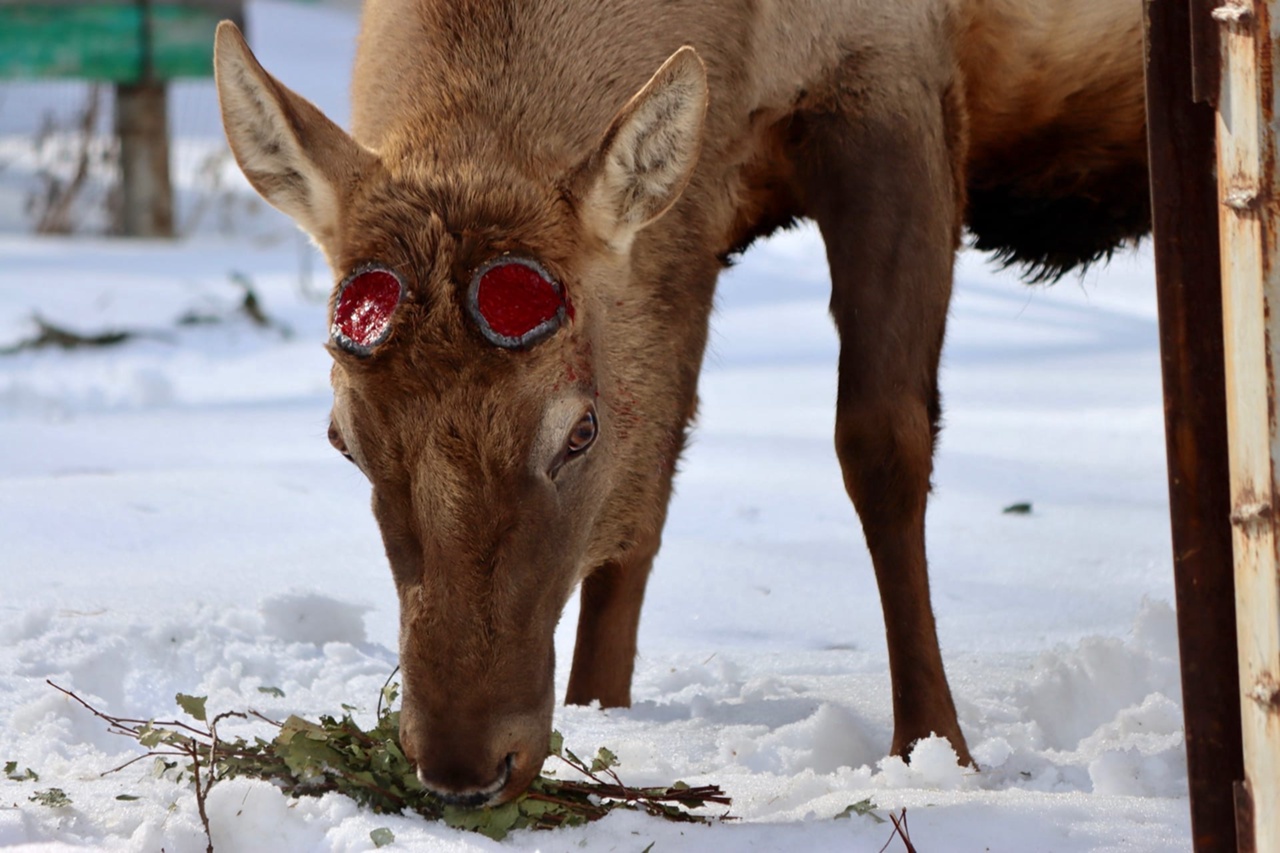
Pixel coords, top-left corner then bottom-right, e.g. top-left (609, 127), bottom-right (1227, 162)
top-left (214, 0), bottom-right (1147, 806)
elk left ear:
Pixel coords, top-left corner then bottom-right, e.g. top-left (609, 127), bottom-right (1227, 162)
top-left (575, 46), bottom-right (708, 253)
top-left (213, 21), bottom-right (374, 254)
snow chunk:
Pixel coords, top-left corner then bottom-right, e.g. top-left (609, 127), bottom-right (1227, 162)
top-left (0, 605), bottom-right (55, 644)
top-left (1089, 747), bottom-right (1181, 797)
top-left (1083, 693), bottom-right (1187, 797)
top-left (259, 593), bottom-right (369, 645)
top-left (742, 703), bottom-right (878, 775)
top-left (205, 778), bottom-right (327, 852)
top-left (1018, 599), bottom-right (1180, 751)
top-left (876, 735), bottom-right (971, 791)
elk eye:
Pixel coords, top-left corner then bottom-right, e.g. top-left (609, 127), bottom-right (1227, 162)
top-left (328, 421), bottom-right (355, 463)
top-left (566, 409), bottom-right (597, 456)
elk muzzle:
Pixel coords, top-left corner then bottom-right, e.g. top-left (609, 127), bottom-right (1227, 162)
top-left (397, 649), bottom-right (556, 806)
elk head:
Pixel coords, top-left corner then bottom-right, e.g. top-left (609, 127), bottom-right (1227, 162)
top-left (214, 22), bottom-right (707, 805)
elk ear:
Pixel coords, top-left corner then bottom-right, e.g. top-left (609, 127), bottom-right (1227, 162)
top-left (576, 46), bottom-right (708, 252)
top-left (213, 21), bottom-right (372, 250)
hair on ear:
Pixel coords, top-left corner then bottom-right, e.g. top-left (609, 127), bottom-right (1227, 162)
top-left (213, 21), bottom-right (373, 252)
top-left (577, 46), bottom-right (709, 252)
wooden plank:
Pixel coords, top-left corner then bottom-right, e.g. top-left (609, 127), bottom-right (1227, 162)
top-left (0, 2), bottom-right (241, 81)
top-left (1212, 1), bottom-right (1280, 850)
top-left (1143, 2), bottom-right (1244, 850)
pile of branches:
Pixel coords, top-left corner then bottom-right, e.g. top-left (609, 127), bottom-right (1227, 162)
top-left (49, 679), bottom-right (730, 848)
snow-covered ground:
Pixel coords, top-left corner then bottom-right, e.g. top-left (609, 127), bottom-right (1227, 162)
top-left (1, 3), bottom-right (1188, 851)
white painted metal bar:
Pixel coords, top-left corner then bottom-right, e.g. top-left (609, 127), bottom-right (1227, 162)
top-left (1214, 1), bottom-right (1280, 849)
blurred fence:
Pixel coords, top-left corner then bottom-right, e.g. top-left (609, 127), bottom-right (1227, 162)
top-left (0, 0), bottom-right (249, 237)
top-left (0, 0), bottom-right (359, 240)
top-left (0, 76), bottom-right (257, 237)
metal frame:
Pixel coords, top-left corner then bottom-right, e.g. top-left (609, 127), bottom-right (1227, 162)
top-left (1147, 2), bottom-right (1280, 850)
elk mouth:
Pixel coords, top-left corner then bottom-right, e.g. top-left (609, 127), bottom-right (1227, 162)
top-left (417, 752), bottom-right (515, 808)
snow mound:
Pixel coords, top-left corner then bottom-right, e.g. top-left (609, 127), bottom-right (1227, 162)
top-left (876, 736), bottom-right (972, 791)
top-left (258, 592), bottom-right (370, 646)
top-left (959, 599), bottom-right (1186, 798)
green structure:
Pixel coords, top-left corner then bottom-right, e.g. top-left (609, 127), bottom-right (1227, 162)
top-left (0, 1), bottom-right (244, 237)
top-left (0, 0), bottom-right (242, 82)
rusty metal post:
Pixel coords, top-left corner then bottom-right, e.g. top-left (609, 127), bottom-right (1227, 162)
top-left (1144, 2), bottom-right (1244, 851)
top-left (1212, 1), bottom-right (1280, 850)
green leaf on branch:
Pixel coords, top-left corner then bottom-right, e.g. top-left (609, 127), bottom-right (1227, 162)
top-left (30, 788), bottom-right (72, 808)
top-left (137, 724), bottom-right (165, 749)
top-left (590, 746), bottom-right (619, 773)
top-left (175, 694), bottom-right (207, 722)
top-left (444, 800), bottom-right (526, 840)
top-left (5, 761), bottom-right (38, 782)
top-left (275, 718), bottom-right (344, 783)
top-left (517, 797), bottom-right (558, 820)
top-left (834, 797), bottom-right (885, 823)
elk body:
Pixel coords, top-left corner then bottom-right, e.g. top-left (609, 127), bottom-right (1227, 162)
top-left (214, 0), bottom-right (1147, 806)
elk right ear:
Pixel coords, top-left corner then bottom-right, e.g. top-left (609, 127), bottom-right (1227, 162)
top-left (213, 21), bottom-right (373, 250)
top-left (575, 46), bottom-right (708, 253)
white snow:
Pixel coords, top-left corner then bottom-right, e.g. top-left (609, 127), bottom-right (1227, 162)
top-left (1, 2), bottom-right (1190, 851)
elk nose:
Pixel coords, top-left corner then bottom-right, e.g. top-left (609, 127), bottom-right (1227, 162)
top-left (417, 752), bottom-right (515, 808)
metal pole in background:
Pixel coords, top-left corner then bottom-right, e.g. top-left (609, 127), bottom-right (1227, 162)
top-left (1212, 1), bottom-right (1280, 849)
top-left (1143, 1), bottom-right (1243, 850)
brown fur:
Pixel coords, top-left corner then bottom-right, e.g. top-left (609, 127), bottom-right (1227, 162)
top-left (956, 0), bottom-right (1149, 277)
top-left (215, 0), bottom-right (1148, 804)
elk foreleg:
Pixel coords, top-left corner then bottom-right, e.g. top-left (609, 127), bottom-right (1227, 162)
top-left (797, 87), bottom-right (973, 766)
top-left (565, 550), bottom-right (654, 707)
